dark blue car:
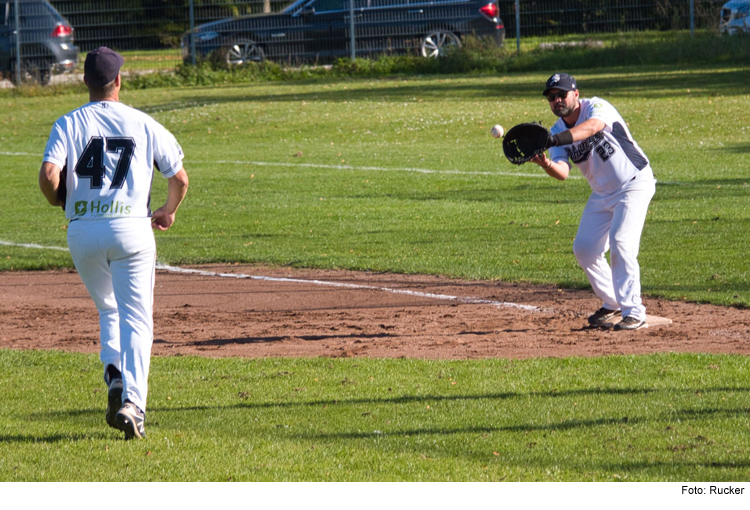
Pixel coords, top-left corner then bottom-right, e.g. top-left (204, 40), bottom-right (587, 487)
top-left (182, 0), bottom-right (505, 65)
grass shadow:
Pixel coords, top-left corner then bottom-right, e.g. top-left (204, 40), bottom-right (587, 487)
top-left (136, 67), bottom-right (750, 115)
top-left (0, 431), bottom-right (114, 444)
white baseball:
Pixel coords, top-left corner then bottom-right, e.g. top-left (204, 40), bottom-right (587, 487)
top-left (491, 124), bottom-right (504, 138)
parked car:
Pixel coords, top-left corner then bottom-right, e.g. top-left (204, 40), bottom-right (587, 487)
top-left (0, 0), bottom-right (78, 85)
top-left (720, 0), bottom-right (750, 34)
top-left (182, 0), bottom-right (505, 65)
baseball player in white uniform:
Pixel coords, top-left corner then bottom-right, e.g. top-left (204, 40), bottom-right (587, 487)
top-left (530, 73), bottom-right (656, 330)
top-left (39, 47), bottom-right (189, 438)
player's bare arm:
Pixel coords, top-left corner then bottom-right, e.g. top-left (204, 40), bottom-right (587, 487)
top-left (533, 118), bottom-right (603, 179)
top-left (568, 118), bottom-right (605, 142)
top-left (547, 118), bottom-right (606, 148)
top-left (39, 161), bottom-right (63, 206)
top-left (531, 153), bottom-right (570, 181)
top-left (152, 167), bottom-right (189, 231)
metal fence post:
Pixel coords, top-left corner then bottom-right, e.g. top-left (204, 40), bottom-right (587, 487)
top-left (14, 0), bottom-right (20, 84)
top-left (514, 0), bottom-right (520, 55)
top-left (690, 0), bottom-right (695, 37)
top-left (350, 0), bottom-right (355, 61)
top-left (189, 0), bottom-right (196, 65)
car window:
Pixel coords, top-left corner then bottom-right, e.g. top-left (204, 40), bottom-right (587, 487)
top-left (12, 1), bottom-right (61, 31)
top-left (300, 0), bottom-right (469, 14)
top-left (359, 0), bottom-right (392, 8)
top-left (39, 1), bottom-right (63, 21)
top-left (314, 0), bottom-right (346, 12)
top-left (22, 1), bottom-right (54, 17)
top-left (356, 0), bottom-right (469, 9)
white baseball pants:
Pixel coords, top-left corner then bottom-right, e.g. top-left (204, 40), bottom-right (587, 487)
top-left (67, 218), bottom-right (156, 412)
top-left (573, 168), bottom-right (656, 321)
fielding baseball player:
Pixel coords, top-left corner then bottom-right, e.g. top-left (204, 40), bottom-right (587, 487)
top-left (530, 73), bottom-right (656, 330)
top-left (39, 47), bottom-right (189, 438)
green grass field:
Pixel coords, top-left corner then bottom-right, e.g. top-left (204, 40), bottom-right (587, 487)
top-left (2, 66), bottom-right (748, 305)
top-left (1, 63), bottom-right (749, 482)
top-left (1, 350), bottom-right (748, 481)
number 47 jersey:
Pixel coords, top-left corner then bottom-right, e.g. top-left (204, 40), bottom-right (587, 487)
top-left (44, 101), bottom-right (184, 221)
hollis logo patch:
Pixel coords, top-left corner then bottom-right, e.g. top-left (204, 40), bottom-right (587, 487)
top-left (73, 200), bottom-right (132, 217)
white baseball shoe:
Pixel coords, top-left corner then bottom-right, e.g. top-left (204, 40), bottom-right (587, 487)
top-left (116, 401), bottom-right (146, 439)
top-left (613, 316), bottom-right (648, 331)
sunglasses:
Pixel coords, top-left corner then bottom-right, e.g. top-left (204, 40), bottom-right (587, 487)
top-left (545, 90), bottom-right (569, 102)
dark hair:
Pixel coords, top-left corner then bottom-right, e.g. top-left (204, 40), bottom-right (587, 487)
top-left (88, 78), bottom-right (118, 99)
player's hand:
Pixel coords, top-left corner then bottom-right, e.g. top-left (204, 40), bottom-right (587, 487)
top-left (530, 154), bottom-right (550, 168)
top-left (151, 207), bottom-right (176, 231)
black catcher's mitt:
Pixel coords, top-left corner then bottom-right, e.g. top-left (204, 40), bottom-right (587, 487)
top-left (57, 165), bottom-right (67, 210)
top-left (502, 122), bottom-right (550, 165)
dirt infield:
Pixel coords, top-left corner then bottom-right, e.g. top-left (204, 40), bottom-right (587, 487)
top-left (1, 264), bottom-right (749, 359)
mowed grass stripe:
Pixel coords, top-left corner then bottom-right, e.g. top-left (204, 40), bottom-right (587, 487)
top-left (1, 65), bottom-right (749, 483)
top-left (2, 70), bottom-right (749, 306)
top-left (1, 150), bottom-right (565, 179)
top-left (1, 350), bottom-right (748, 481)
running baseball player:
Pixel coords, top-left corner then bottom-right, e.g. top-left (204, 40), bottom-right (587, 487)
top-left (39, 47), bottom-right (189, 438)
top-left (530, 73), bottom-right (656, 330)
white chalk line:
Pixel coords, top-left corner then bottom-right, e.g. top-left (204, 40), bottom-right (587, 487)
top-left (1, 151), bottom-right (573, 180)
top-left (155, 262), bottom-right (540, 312)
top-left (0, 239), bottom-right (540, 312)
top-left (203, 159), bottom-right (566, 179)
top-left (0, 240), bottom-right (70, 252)
top-left (4, 148), bottom-right (725, 185)
top-left (0, 151), bottom-right (721, 185)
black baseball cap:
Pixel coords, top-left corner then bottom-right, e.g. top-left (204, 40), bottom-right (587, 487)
top-left (84, 47), bottom-right (124, 87)
top-left (543, 73), bottom-right (577, 96)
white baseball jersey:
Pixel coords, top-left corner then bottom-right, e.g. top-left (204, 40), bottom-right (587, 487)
top-left (43, 101), bottom-right (184, 221)
top-left (549, 97), bottom-right (651, 195)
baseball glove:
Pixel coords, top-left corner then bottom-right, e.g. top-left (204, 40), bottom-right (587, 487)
top-left (57, 165), bottom-right (67, 210)
top-left (502, 122), bottom-right (551, 165)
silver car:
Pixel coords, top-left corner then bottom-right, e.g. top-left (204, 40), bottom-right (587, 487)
top-left (720, 0), bottom-right (750, 34)
top-left (0, 0), bottom-right (78, 85)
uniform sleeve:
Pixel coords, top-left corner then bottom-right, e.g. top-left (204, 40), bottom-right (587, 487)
top-left (548, 120), bottom-right (570, 163)
top-left (587, 98), bottom-right (618, 131)
top-left (152, 123), bottom-right (184, 179)
top-left (43, 121), bottom-right (67, 168)
top-left (549, 145), bottom-right (568, 163)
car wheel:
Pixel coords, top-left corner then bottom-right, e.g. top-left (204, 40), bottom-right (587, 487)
top-left (421, 30), bottom-right (461, 58)
top-left (10, 59), bottom-right (52, 86)
top-left (222, 39), bottom-right (265, 65)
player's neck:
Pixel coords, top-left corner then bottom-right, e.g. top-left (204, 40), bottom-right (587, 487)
top-left (562, 101), bottom-right (581, 128)
top-left (89, 93), bottom-right (119, 103)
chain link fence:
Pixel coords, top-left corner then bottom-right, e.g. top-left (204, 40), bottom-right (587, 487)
top-left (1, 0), bottom-right (730, 86)
top-left (502, 0), bottom-right (722, 35)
